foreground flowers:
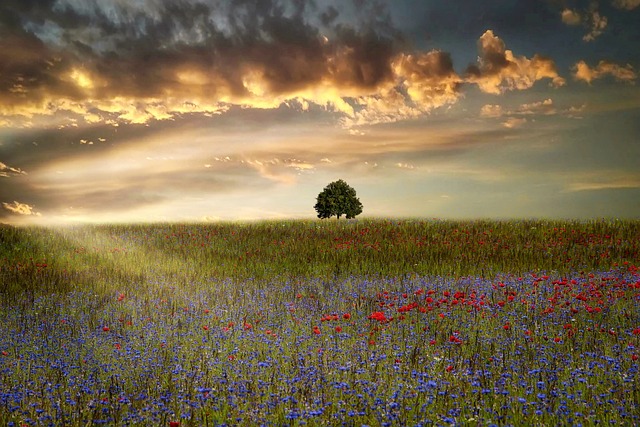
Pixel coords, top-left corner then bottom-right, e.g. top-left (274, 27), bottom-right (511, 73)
top-left (1, 265), bottom-right (639, 426)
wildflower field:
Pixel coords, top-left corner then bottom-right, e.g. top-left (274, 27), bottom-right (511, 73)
top-left (1, 219), bottom-right (639, 426)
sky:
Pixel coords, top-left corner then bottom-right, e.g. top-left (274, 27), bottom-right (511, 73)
top-left (1, 0), bottom-right (639, 224)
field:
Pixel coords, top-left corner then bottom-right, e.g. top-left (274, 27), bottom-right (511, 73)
top-left (1, 219), bottom-right (639, 426)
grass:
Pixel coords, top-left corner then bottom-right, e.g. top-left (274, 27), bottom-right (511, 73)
top-left (0, 218), bottom-right (639, 426)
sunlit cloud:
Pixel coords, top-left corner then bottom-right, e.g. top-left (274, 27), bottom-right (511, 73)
top-left (466, 30), bottom-right (565, 94)
top-left (516, 99), bottom-right (556, 115)
top-left (0, 0), bottom-right (564, 131)
top-left (480, 99), bottom-right (555, 119)
top-left (396, 163), bottom-right (416, 170)
top-left (2, 201), bottom-right (40, 216)
top-left (561, 9), bottom-right (582, 25)
top-left (392, 50), bottom-right (463, 110)
top-left (480, 104), bottom-right (504, 118)
top-left (0, 161), bottom-right (27, 177)
top-left (573, 60), bottom-right (637, 84)
top-left (502, 117), bottom-right (527, 128)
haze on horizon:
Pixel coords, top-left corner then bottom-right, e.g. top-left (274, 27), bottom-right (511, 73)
top-left (1, 0), bottom-right (639, 225)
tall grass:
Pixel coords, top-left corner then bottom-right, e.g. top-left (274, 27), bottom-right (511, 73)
top-left (1, 219), bottom-right (638, 301)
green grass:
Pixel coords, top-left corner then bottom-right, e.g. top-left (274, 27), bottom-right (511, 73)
top-left (1, 218), bottom-right (638, 302)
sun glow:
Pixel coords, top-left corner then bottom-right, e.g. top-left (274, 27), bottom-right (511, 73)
top-left (68, 68), bottom-right (95, 90)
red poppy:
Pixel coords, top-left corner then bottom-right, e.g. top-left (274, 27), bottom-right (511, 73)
top-left (169, 422), bottom-right (180, 427)
top-left (102, 326), bottom-right (110, 332)
top-left (446, 365), bottom-right (454, 372)
top-left (335, 326), bottom-right (342, 333)
top-left (342, 313), bottom-right (351, 320)
top-left (449, 335), bottom-right (462, 344)
top-left (368, 311), bottom-right (387, 322)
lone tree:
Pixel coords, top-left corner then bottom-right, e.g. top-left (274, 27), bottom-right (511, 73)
top-left (314, 179), bottom-right (363, 219)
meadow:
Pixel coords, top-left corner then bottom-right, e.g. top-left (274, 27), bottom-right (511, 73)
top-left (0, 218), bottom-right (639, 426)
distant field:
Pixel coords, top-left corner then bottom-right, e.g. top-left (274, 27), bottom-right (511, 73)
top-left (1, 219), bottom-right (639, 299)
top-left (1, 219), bottom-right (639, 426)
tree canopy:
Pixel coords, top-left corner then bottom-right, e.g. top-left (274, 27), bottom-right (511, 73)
top-left (314, 179), bottom-right (363, 219)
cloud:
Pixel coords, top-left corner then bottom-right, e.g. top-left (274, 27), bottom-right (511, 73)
top-left (573, 60), bottom-right (637, 84)
top-left (2, 201), bottom-right (41, 216)
top-left (0, 161), bottom-right (27, 177)
top-left (559, 5), bottom-right (609, 42)
top-left (565, 173), bottom-right (640, 191)
top-left (0, 0), bottom-right (407, 127)
top-left (561, 9), bottom-right (582, 25)
top-left (502, 117), bottom-right (527, 128)
top-left (565, 104), bottom-right (587, 119)
top-left (392, 50), bottom-right (463, 110)
top-left (466, 30), bottom-right (565, 94)
top-left (582, 11), bottom-right (607, 42)
top-left (0, 2), bottom-right (568, 129)
top-left (480, 99), bottom-right (556, 121)
top-left (341, 88), bottom-right (423, 127)
top-left (480, 104), bottom-right (503, 118)
top-left (396, 162), bottom-right (416, 170)
top-left (611, 0), bottom-right (640, 10)
top-left (516, 98), bottom-right (556, 115)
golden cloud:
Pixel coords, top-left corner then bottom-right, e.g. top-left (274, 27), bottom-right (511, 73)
top-left (0, 161), bottom-right (27, 177)
top-left (573, 60), bottom-right (637, 84)
top-left (0, 21), bottom-right (564, 130)
top-left (480, 104), bottom-right (503, 118)
top-left (392, 51), bottom-right (463, 110)
top-left (2, 201), bottom-right (41, 216)
top-left (502, 117), bottom-right (527, 128)
top-left (466, 30), bottom-right (565, 94)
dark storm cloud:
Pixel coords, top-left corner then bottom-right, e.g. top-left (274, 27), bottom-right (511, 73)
top-left (0, 0), bottom-right (408, 122)
top-left (1, 0), bottom-right (578, 130)
top-left (320, 5), bottom-right (338, 26)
